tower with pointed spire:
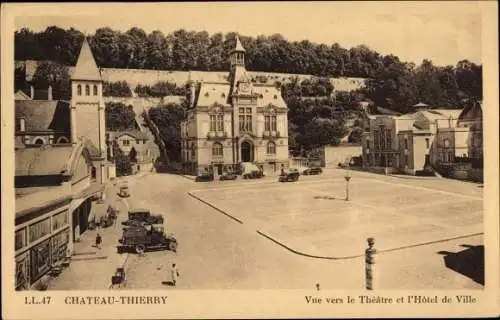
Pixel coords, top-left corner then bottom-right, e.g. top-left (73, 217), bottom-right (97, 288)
top-left (180, 34), bottom-right (289, 176)
top-left (229, 36), bottom-right (247, 90)
top-left (70, 37), bottom-right (107, 180)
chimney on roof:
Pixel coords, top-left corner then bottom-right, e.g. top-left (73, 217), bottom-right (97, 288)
top-left (48, 85), bottom-right (53, 100)
top-left (30, 85), bottom-right (35, 99)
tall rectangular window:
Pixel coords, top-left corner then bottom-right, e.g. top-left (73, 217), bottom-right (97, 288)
top-left (239, 108), bottom-right (253, 132)
top-left (271, 115), bottom-right (277, 131)
top-left (239, 115), bottom-right (245, 131)
top-left (216, 115), bottom-right (224, 131)
top-left (404, 138), bottom-right (408, 150)
top-left (404, 154), bottom-right (409, 166)
top-left (385, 130), bottom-right (392, 149)
top-left (210, 115), bottom-right (216, 131)
top-left (265, 116), bottom-right (270, 131)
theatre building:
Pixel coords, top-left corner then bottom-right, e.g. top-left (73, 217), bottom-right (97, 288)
top-left (15, 141), bottom-right (104, 290)
top-left (180, 36), bottom-right (289, 176)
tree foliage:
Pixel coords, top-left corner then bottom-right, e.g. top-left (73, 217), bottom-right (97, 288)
top-left (135, 81), bottom-right (186, 97)
top-left (148, 104), bottom-right (185, 162)
top-left (32, 61), bottom-right (71, 100)
top-left (112, 141), bottom-right (132, 176)
top-left (105, 102), bottom-right (137, 131)
top-left (103, 81), bottom-right (132, 97)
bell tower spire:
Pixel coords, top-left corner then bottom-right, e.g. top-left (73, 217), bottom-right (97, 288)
top-left (230, 35), bottom-right (246, 67)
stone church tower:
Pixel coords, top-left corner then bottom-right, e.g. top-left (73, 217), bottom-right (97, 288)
top-left (70, 38), bottom-right (110, 182)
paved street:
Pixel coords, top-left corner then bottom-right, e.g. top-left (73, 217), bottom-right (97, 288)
top-left (48, 170), bottom-right (484, 290)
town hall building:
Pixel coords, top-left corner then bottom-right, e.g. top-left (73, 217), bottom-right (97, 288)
top-left (180, 37), bottom-right (289, 176)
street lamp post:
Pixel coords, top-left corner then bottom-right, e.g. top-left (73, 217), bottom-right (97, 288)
top-left (344, 170), bottom-right (351, 201)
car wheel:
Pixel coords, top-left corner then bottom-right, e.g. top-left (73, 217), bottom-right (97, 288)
top-left (135, 244), bottom-right (146, 254)
top-left (169, 241), bottom-right (177, 252)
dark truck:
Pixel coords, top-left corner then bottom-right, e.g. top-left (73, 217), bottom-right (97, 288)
top-left (118, 208), bottom-right (177, 254)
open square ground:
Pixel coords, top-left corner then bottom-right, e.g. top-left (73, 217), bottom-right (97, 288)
top-left (190, 176), bottom-right (483, 258)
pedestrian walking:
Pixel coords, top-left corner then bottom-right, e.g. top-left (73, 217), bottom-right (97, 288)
top-left (96, 233), bottom-right (102, 249)
top-left (170, 263), bottom-right (180, 286)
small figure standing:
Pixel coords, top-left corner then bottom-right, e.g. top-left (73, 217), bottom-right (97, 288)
top-left (95, 233), bottom-right (102, 249)
top-left (170, 263), bottom-right (179, 286)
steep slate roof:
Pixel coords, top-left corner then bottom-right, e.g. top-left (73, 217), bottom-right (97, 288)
top-left (196, 83), bottom-right (231, 107)
top-left (253, 85), bottom-right (287, 109)
top-left (71, 38), bottom-right (102, 81)
top-left (15, 100), bottom-right (70, 133)
top-left (15, 145), bottom-right (75, 176)
top-left (232, 36), bottom-right (246, 53)
top-left (458, 101), bottom-right (482, 121)
top-left (109, 130), bottom-right (149, 141)
top-left (15, 90), bottom-right (31, 100)
top-left (15, 141), bottom-right (96, 177)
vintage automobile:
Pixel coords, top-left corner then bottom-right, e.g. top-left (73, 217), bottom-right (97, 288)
top-left (302, 167), bottom-right (323, 175)
top-left (242, 170), bottom-right (265, 179)
top-left (279, 171), bottom-right (300, 182)
top-left (118, 185), bottom-right (130, 197)
top-left (118, 222), bottom-right (178, 254)
top-left (121, 208), bottom-right (164, 226)
top-left (195, 174), bottom-right (214, 182)
top-left (220, 172), bottom-right (238, 181)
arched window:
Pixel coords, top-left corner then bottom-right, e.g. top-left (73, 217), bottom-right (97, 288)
top-left (56, 136), bottom-right (69, 144)
top-left (267, 141), bottom-right (276, 154)
top-left (85, 85), bottom-right (90, 96)
top-left (34, 138), bottom-right (45, 145)
top-left (212, 142), bottom-right (223, 156)
top-left (93, 85), bottom-right (98, 95)
top-left (77, 85), bottom-right (82, 96)
top-left (91, 167), bottom-right (97, 180)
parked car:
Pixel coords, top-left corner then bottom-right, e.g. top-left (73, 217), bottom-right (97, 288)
top-left (195, 174), bottom-right (214, 182)
top-left (279, 171), bottom-right (300, 182)
top-left (220, 172), bottom-right (238, 181)
top-left (118, 185), bottom-right (130, 197)
top-left (121, 208), bottom-right (164, 226)
top-left (302, 167), bottom-right (323, 175)
top-left (118, 223), bottom-right (177, 254)
top-left (243, 171), bottom-right (265, 179)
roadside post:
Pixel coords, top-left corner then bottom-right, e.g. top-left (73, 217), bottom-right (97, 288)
top-left (344, 170), bottom-right (351, 201)
top-left (365, 237), bottom-right (376, 290)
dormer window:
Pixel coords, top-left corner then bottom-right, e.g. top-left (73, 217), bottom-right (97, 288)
top-left (93, 85), bottom-right (98, 95)
top-left (77, 85), bottom-right (82, 96)
top-left (273, 95), bottom-right (278, 99)
top-left (85, 85), bottom-right (90, 96)
top-left (205, 92), bottom-right (209, 97)
top-left (221, 93), bottom-right (226, 98)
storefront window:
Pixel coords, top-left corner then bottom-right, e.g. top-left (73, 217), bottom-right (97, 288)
top-left (51, 229), bottom-right (69, 265)
top-left (15, 228), bottom-right (26, 251)
top-left (15, 253), bottom-right (29, 290)
top-left (30, 240), bottom-right (51, 283)
top-left (52, 211), bottom-right (69, 231)
top-left (29, 218), bottom-right (51, 243)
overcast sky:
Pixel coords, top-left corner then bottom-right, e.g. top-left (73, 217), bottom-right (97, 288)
top-left (13, 2), bottom-right (483, 66)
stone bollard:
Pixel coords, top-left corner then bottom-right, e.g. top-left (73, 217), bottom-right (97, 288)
top-left (365, 237), bottom-right (376, 290)
top-left (344, 174), bottom-right (351, 201)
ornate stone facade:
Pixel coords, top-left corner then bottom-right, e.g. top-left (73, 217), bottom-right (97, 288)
top-left (181, 37), bottom-right (289, 176)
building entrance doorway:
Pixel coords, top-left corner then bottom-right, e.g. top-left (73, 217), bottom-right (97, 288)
top-left (241, 141), bottom-right (253, 162)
